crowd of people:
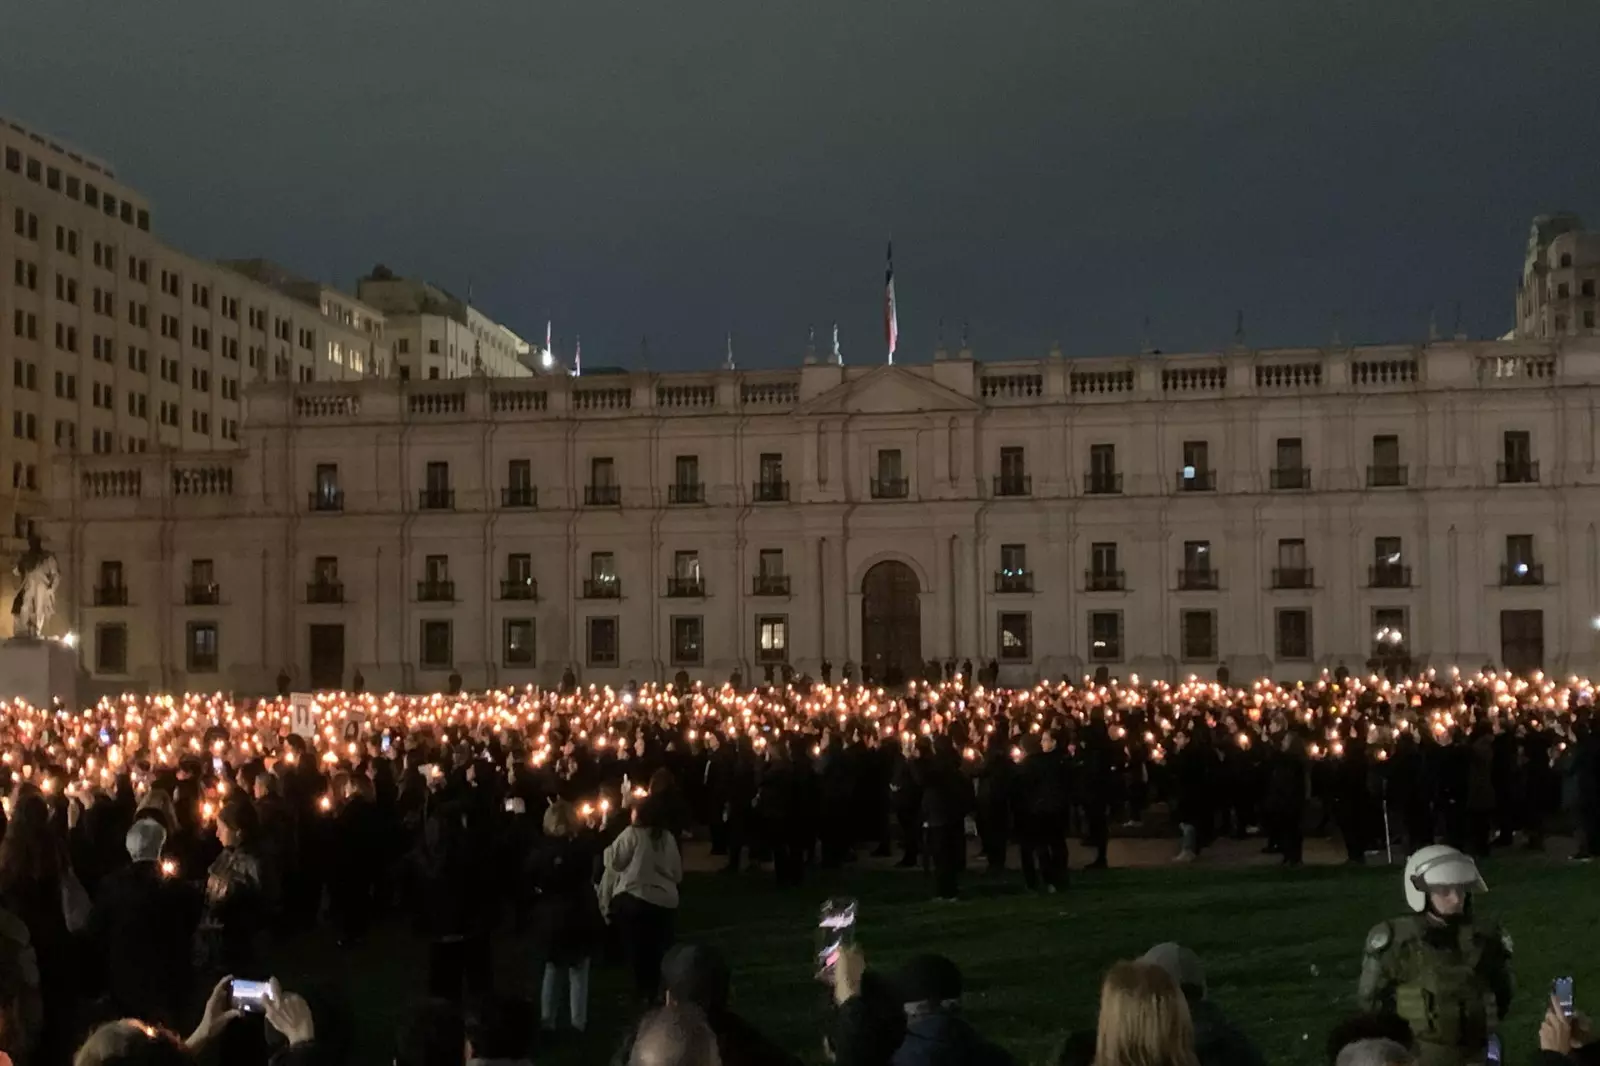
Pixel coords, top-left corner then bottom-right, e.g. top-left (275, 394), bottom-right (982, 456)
top-left (0, 666), bottom-right (1589, 1064)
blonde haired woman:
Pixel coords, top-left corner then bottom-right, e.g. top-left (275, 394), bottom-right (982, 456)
top-left (1095, 961), bottom-right (1201, 1066)
top-left (527, 799), bottom-right (602, 1033)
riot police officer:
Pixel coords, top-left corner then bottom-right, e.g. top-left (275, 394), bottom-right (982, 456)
top-left (1357, 845), bottom-right (1513, 1066)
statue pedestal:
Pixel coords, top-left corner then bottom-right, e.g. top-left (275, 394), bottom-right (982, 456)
top-left (0, 639), bottom-right (81, 708)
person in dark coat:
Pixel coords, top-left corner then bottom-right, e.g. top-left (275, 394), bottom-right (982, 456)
top-left (329, 775), bottom-right (381, 947)
top-left (1140, 943), bottom-right (1267, 1066)
top-left (888, 953), bottom-right (1015, 1066)
top-left (610, 944), bottom-right (800, 1066)
top-left (920, 738), bottom-right (969, 902)
top-left (0, 793), bottom-right (80, 1066)
top-left (889, 739), bottom-right (927, 869)
top-left (528, 800), bottom-right (603, 1034)
top-left (973, 732), bottom-right (1015, 872)
top-left (87, 820), bottom-right (203, 1030)
top-left (1016, 733), bottom-right (1070, 892)
top-left (1266, 732), bottom-right (1309, 866)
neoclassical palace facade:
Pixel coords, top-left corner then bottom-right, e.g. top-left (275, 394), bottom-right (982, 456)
top-left (45, 337), bottom-right (1600, 694)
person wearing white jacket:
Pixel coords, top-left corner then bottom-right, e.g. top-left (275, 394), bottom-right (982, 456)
top-left (600, 796), bottom-right (683, 1002)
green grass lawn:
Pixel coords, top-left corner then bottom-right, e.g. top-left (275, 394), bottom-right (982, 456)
top-left (269, 855), bottom-right (1597, 1065)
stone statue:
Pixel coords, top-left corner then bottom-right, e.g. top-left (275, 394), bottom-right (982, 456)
top-left (11, 534), bottom-right (59, 640)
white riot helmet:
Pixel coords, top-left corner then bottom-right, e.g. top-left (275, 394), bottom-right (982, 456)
top-left (1403, 844), bottom-right (1486, 912)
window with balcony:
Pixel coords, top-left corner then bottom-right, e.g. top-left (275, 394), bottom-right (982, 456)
top-left (671, 615), bottom-right (703, 665)
top-left (872, 449), bottom-right (907, 498)
top-left (995, 447), bottom-right (1030, 496)
top-left (756, 615), bottom-right (787, 662)
top-left (998, 612), bottom-right (1031, 661)
top-left (670, 455), bottom-right (703, 504)
top-left (586, 617), bottom-right (619, 666)
top-left (420, 620), bottom-right (453, 669)
top-left (186, 622), bottom-right (218, 673)
top-left (1502, 535), bottom-right (1541, 585)
top-left (1179, 541), bottom-right (1216, 590)
top-left (754, 549), bottom-right (789, 595)
top-left (585, 553), bottom-right (619, 598)
top-left (1499, 431), bottom-right (1537, 484)
top-left (668, 551), bottom-right (704, 597)
top-left (1089, 611), bottom-right (1122, 661)
top-left (1371, 607), bottom-right (1408, 660)
top-left (1180, 610), bottom-right (1217, 662)
top-left (503, 553), bottom-right (536, 600)
top-left (309, 556), bottom-right (342, 603)
top-left (419, 555), bottom-right (453, 601)
top-left (420, 461), bottom-right (453, 510)
top-left (1275, 608), bottom-right (1312, 660)
top-left (1088, 542), bottom-right (1123, 591)
top-left (312, 463), bottom-right (342, 512)
top-left (95, 560), bottom-right (127, 606)
top-left (996, 543), bottom-right (1032, 593)
top-left (755, 453), bottom-right (788, 502)
top-left (1272, 437), bottom-right (1308, 490)
top-left (1274, 539), bottom-right (1312, 588)
top-left (503, 459), bottom-right (536, 507)
top-left (186, 559), bottom-right (219, 605)
top-left (95, 623), bottom-right (128, 674)
top-left (1179, 440), bottom-right (1214, 491)
top-left (1370, 537), bottom-right (1410, 587)
top-left (586, 457), bottom-right (620, 505)
top-left (1368, 435), bottom-right (1405, 487)
top-left (1087, 443), bottom-right (1121, 494)
top-left (503, 619), bottom-right (535, 667)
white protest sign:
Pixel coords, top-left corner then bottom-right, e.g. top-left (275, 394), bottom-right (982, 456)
top-left (289, 693), bottom-right (318, 738)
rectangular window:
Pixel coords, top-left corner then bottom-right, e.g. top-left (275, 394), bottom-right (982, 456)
top-left (876, 448), bottom-right (903, 481)
top-left (759, 452), bottom-right (783, 484)
top-left (186, 622), bottom-right (219, 673)
top-left (586, 616), bottom-right (618, 666)
top-left (1180, 610), bottom-right (1217, 662)
top-left (590, 551), bottom-right (616, 582)
top-left (95, 623), bottom-right (128, 674)
top-left (1091, 542), bottom-right (1118, 576)
top-left (674, 550), bottom-right (701, 580)
top-left (1089, 611), bottom-right (1122, 661)
top-left (508, 458), bottom-right (532, 490)
top-left (1087, 443), bottom-right (1118, 492)
top-left (1275, 609), bottom-right (1312, 660)
top-left (999, 445), bottom-right (1026, 481)
top-left (591, 456), bottom-right (615, 486)
top-left (424, 554), bottom-right (450, 583)
top-left (1181, 440), bottom-right (1209, 480)
top-left (503, 619), bottom-right (535, 666)
top-left (671, 615), bottom-right (704, 665)
top-left (998, 612), bottom-right (1031, 661)
top-left (758, 549), bottom-right (784, 577)
top-left (1370, 434), bottom-right (1402, 486)
top-left (756, 615), bottom-right (787, 662)
top-left (1372, 606), bottom-right (1408, 656)
top-left (1277, 538), bottom-right (1306, 570)
top-left (1000, 543), bottom-right (1027, 574)
top-left (1183, 540), bottom-right (1211, 571)
top-left (420, 620), bottom-right (453, 669)
top-left (674, 454), bottom-right (699, 486)
top-left (425, 461), bottom-right (449, 492)
top-left (313, 556), bottom-right (339, 584)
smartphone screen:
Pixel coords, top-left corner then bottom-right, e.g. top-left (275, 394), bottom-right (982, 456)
top-left (1486, 1035), bottom-right (1501, 1066)
top-left (230, 979), bottom-right (272, 1014)
top-left (381, 735), bottom-right (392, 753)
top-left (1555, 977), bottom-right (1575, 1019)
top-left (816, 898), bottom-right (857, 980)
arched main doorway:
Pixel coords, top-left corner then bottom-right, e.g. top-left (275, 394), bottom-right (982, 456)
top-left (861, 560), bottom-right (921, 685)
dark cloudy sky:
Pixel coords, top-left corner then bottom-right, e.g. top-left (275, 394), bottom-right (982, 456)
top-left (3, 1), bottom-right (1596, 370)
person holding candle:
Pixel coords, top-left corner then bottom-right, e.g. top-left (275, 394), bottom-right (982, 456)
top-left (527, 799), bottom-right (602, 1035)
top-left (599, 796), bottom-right (682, 1003)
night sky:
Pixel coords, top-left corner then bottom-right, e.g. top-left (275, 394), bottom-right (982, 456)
top-left (3, 1), bottom-right (1597, 371)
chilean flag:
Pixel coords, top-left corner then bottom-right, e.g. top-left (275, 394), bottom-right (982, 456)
top-left (884, 241), bottom-right (898, 363)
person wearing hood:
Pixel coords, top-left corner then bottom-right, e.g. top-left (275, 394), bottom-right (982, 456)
top-left (1139, 943), bottom-right (1266, 1066)
top-left (611, 944), bottom-right (797, 1066)
top-left (887, 953), bottom-right (1015, 1066)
